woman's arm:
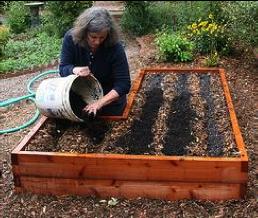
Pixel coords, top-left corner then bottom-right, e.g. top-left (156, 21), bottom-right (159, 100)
top-left (59, 32), bottom-right (75, 77)
top-left (111, 43), bottom-right (131, 96)
top-left (83, 89), bottom-right (119, 116)
top-left (83, 43), bottom-right (131, 116)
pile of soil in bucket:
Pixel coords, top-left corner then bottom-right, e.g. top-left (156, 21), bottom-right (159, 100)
top-left (25, 72), bottom-right (239, 157)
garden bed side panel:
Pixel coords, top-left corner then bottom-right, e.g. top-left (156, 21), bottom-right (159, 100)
top-left (15, 176), bottom-right (243, 200)
top-left (12, 152), bottom-right (247, 183)
top-left (11, 150), bottom-right (247, 200)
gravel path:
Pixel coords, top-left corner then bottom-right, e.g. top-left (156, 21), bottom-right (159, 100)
top-left (0, 72), bottom-right (40, 101)
top-left (0, 67), bottom-right (59, 101)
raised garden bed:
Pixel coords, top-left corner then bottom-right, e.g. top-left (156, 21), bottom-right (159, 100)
top-left (11, 68), bottom-right (248, 200)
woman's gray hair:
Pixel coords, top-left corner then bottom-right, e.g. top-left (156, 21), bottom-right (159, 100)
top-left (71, 7), bottom-right (119, 48)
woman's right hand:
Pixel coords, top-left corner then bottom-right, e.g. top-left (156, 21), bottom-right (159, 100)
top-left (73, 66), bottom-right (91, 77)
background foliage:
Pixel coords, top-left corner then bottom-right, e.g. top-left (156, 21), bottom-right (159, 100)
top-left (221, 1), bottom-right (258, 47)
top-left (121, 1), bottom-right (257, 60)
top-left (0, 32), bottom-right (61, 73)
top-left (0, 1), bottom-right (257, 73)
top-left (5, 1), bottom-right (30, 34)
top-left (121, 1), bottom-right (154, 36)
top-left (0, 25), bottom-right (10, 56)
top-left (42, 1), bottom-right (93, 37)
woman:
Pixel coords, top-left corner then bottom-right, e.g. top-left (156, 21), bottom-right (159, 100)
top-left (59, 7), bottom-right (131, 116)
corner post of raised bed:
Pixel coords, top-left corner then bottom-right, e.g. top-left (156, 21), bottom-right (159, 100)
top-left (99, 68), bottom-right (146, 121)
top-left (10, 150), bottom-right (22, 192)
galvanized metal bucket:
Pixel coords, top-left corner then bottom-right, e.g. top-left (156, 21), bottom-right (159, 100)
top-left (35, 75), bottom-right (103, 122)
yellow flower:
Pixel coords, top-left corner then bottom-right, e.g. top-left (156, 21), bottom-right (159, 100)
top-left (192, 23), bottom-right (197, 29)
top-left (209, 13), bottom-right (213, 19)
top-left (207, 23), bottom-right (213, 31)
top-left (198, 21), bottom-right (208, 27)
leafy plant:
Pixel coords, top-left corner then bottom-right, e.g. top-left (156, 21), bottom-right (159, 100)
top-left (155, 31), bottom-right (194, 62)
top-left (205, 51), bottom-right (220, 67)
top-left (0, 25), bottom-right (10, 56)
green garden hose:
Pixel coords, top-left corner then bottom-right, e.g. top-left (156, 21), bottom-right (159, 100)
top-left (0, 70), bottom-right (59, 134)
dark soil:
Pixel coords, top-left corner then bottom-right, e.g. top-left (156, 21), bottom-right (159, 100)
top-left (163, 74), bottom-right (196, 155)
top-left (70, 90), bottom-right (88, 120)
top-left (200, 74), bottom-right (225, 156)
top-left (115, 87), bottom-right (164, 155)
top-left (25, 73), bottom-right (239, 157)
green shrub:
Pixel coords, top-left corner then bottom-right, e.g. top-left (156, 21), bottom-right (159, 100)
top-left (121, 1), bottom-right (228, 36)
top-left (163, 2), bottom-right (220, 32)
top-left (121, 1), bottom-right (155, 36)
top-left (221, 1), bottom-right (258, 47)
top-left (148, 2), bottom-right (177, 32)
top-left (0, 32), bottom-right (61, 73)
top-left (155, 31), bottom-right (194, 62)
top-left (0, 1), bottom-right (5, 14)
top-left (5, 1), bottom-right (30, 34)
top-left (43, 1), bottom-right (93, 37)
top-left (0, 25), bottom-right (10, 56)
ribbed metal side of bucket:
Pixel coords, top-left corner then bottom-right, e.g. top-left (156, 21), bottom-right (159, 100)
top-left (35, 75), bottom-right (103, 122)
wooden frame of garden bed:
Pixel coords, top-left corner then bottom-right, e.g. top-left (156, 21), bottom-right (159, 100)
top-left (11, 68), bottom-right (248, 200)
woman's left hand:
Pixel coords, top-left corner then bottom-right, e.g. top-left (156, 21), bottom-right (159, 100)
top-left (83, 100), bottom-right (103, 116)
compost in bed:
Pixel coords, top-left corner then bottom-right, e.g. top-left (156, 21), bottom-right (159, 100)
top-left (25, 72), bottom-right (239, 157)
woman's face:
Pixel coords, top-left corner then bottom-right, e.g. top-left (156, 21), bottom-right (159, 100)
top-left (87, 29), bottom-right (108, 51)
